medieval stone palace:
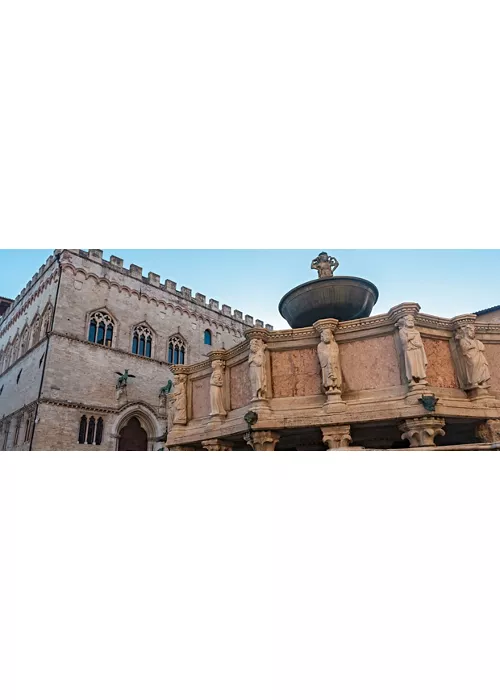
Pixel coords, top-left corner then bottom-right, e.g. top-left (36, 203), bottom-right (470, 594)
top-left (0, 249), bottom-right (272, 450)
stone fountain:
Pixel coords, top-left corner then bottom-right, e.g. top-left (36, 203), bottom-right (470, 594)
top-left (278, 252), bottom-right (379, 328)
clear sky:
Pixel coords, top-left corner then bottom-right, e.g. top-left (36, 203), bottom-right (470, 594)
top-left (1, 249), bottom-right (499, 330)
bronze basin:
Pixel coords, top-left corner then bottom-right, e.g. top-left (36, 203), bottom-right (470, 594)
top-left (279, 276), bottom-right (379, 328)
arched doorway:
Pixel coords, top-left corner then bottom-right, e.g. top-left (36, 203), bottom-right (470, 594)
top-left (118, 416), bottom-right (148, 451)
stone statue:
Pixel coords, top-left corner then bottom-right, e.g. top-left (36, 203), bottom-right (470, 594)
top-left (210, 360), bottom-right (226, 416)
top-left (317, 329), bottom-right (342, 394)
top-left (248, 338), bottom-right (267, 400)
top-left (455, 325), bottom-right (490, 389)
top-left (115, 369), bottom-right (135, 390)
top-left (172, 374), bottom-right (187, 424)
top-left (311, 252), bottom-right (339, 279)
top-left (397, 315), bottom-right (428, 386)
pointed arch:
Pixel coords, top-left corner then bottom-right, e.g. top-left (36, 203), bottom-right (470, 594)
top-left (86, 307), bottom-right (116, 347)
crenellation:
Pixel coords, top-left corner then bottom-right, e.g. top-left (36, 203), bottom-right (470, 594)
top-left (245, 315), bottom-right (254, 325)
top-left (233, 310), bottom-right (242, 320)
top-left (222, 304), bottom-right (231, 316)
top-left (209, 299), bottom-right (219, 311)
top-left (195, 293), bottom-right (206, 304)
top-left (181, 286), bottom-right (192, 299)
top-left (255, 319), bottom-right (264, 328)
top-left (110, 256), bottom-right (124, 268)
top-left (165, 279), bottom-right (177, 292)
top-left (265, 324), bottom-right (274, 331)
top-left (129, 264), bottom-right (143, 279)
top-left (89, 249), bottom-right (103, 261)
top-left (148, 272), bottom-right (161, 287)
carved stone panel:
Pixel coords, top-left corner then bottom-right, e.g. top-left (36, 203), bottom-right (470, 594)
top-left (191, 376), bottom-right (211, 419)
top-left (271, 348), bottom-right (322, 398)
top-left (230, 361), bottom-right (252, 410)
top-left (339, 335), bottom-right (401, 392)
top-left (422, 338), bottom-right (459, 389)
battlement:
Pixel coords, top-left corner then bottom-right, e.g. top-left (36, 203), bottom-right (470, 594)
top-left (74, 249), bottom-right (274, 330)
top-left (0, 251), bottom-right (58, 327)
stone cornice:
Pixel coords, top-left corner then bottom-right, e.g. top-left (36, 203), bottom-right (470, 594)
top-left (0, 399), bottom-right (38, 422)
top-left (39, 397), bottom-right (165, 418)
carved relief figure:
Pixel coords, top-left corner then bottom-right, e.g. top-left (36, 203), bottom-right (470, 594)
top-left (210, 360), bottom-right (227, 416)
top-left (311, 252), bottom-right (339, 279)
top-left (248, 338), bottom-right (267, 400)
top-left (455, 325), bottom-right (490, 388)
top-left (172, 374), bottom-right (187, 424)
top-left (317, 329), bottom-right (342, 394)
top-left (397, 315), bottom-right (428, 386)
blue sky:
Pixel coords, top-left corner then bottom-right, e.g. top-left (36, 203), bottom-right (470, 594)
top-left (1, 249), bottom-right (499, 329)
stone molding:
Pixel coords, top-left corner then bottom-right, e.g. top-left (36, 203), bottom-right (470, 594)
top-left (321, 425), bottom-right (352, 450)
top-left (399, 417), bottom-right (446, 447)
top-left (38, 397), bottom-right (165, 418)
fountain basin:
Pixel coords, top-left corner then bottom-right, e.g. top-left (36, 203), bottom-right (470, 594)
top-left (279, 276), bottom-right (379, 328)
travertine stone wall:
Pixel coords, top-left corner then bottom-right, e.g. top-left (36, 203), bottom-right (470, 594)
top-left (0, 340), bottom-right (47, 418)
top-left (477, 309), bottom-right (500, 323)
top-left (42, 335), bottom-right (173, 409)
top-left (339, 334), bottom-right (401, 392)
top-left (32, 402), bottom-right (115, 451)
top-left (422, 338), bottom-right (458, 389)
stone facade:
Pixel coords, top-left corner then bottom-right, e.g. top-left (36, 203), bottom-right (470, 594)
top-left (0, 249), bottom-right (272, 451)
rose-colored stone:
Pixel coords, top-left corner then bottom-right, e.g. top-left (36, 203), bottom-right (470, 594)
top-left (271, 348), bottom-right (322, 398)
top-left (422, 338), bottom-right (458, 388)
top-left (191, 376), bottom-right (210, 419)
top-left (484, 344), bottom-right (500, 392)
top-left (230, 361), bottom-right (252, 409)
top-left (339, 334), bottom-right (401, 391)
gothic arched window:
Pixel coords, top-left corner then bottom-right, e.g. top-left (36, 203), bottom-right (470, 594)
top-left (78, 416), bottom-right (87, 444)
top-left (95, 418), bottom-right (104, 445)
top-left (88, 311), bottom-right (114, 347)
top-left (41, 304), bottom-right (53, 338)
top-left (30, 315), bottom-right (41, 348)
top-left (79, 415), bottom-right (104, 445)
top-left (132, 325), bottom-right (153, 358)
top-left (87, 417), bottom-right (96, 444)
top-left (20, 326), bottom-right (30, 357)
top-left (168, 335), bottom-right (186, 365)
top-left (204, 329), bottom-right (212, 345)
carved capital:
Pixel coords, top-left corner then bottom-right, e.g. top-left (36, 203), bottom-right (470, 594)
top-left (476, 420), bottom-right (500, 444)
top-left (245, 327), bottom-right (271, 343)
top-left (399, 417), bottom-right (446, 447)
top-left (207, 349), bottom-right (227, 362)
top-left (245, 430), bottom-right (280, 451)
top-left (451, 314), bottom-right (477, 330)
top-left (201, 439), bottom-right (233, 451)
top-left (388, 302), bottom-right (421, 324)
top-left (313, 318), bottom-right (340, 334)
top-left (321, 425), bottom-right (352, 450)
